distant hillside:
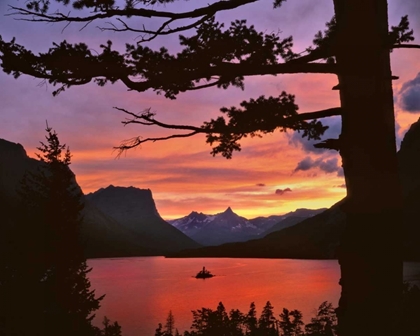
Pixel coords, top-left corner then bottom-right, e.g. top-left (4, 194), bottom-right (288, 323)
top-left (399, 119), bottom-right (420, 260)
top-left (86, 185), bottom-right (200, 253)
top-left (0, 139), bottom-right (198, 258)
top-left (260, 208), bottom-right (326, 236)
top-left (169, 118), bottom-right (420, 260)
top-left (169, 207), bottom-right (326, 246)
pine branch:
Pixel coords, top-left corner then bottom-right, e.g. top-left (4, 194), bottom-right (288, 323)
top-left (0, 21), bottom-right (337, 99)
top-left (286, 47), bottom-right (332, 65)
top-left (119, 62), bottom-right (337, 94)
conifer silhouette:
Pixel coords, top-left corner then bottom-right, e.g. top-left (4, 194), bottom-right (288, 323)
top-left (0, 125), bottom-right (103, 336)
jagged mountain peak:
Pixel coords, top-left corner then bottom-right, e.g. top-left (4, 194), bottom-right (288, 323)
top-left (102, 185), bottom-right (150, 192)
top-left (223, 207), bottom-right (234, 214)
top-left (189, 210), bottom-right (203, 216)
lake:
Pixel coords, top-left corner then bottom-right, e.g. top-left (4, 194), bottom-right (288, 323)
top-left (87, 257), bottom-right (420, 336)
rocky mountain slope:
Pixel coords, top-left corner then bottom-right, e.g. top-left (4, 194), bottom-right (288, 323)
top-left (86, 185), bottom-right (200, 253)
top-left (170, 207), bottom-right (258, 245)
top-left (170, 207), bottom-right (325, 245)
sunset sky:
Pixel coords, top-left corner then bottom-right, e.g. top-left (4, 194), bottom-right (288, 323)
top-left (1, 0), bottom-right (420, 219)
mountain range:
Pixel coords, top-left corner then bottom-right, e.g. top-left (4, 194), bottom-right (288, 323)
top-left (4, 117), bottom-right (420, 260)
top-left (168, 118), bottom-right (420, 260)
top-left (0, 139), bottom-right (199, 257)
top-left (2, 137), bottom-right (319, 257)
top-left (169, 207), bottom-right (325, 246)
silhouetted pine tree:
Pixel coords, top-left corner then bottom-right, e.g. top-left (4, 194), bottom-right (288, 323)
top-left (244, 302), bottom-right (258, 336)
top-left (155, 323), bottom-right (165, 336)
top-left (164, 310), bottom-right (175, 336)
top-left (228, 308), bottom-right (246, 336)
top-left (258, 302), bottom-right (277, 336)
top-left (100, 316), bottom-right (122, 336)
top-left (304, 301), bottom-right (337, 336)
top-left (278, 308), bottom-right (304, 336)
top-left (0, 125), bottom-right (103, 336)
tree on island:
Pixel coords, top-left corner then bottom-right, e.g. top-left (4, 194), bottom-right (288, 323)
top-left (0, 125), bottom-right (103, 336)
top-left (1, 0), bottom-right (420, 334)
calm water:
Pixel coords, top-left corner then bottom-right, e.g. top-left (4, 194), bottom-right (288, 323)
top-left (87, 257), bottom-right (420, 336)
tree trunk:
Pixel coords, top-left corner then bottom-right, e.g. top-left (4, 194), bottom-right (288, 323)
top-left (332, 0), bottom-right (403, 335)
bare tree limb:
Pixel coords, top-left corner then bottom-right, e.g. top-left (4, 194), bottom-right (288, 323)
top-left (115, 131), bottom-right (201, 155)
top-left (289, 107), bottom-right (341, 121)
top-left (114, 107), bottom-right (205, 132)
top-left (99, 15), bottom-right (211, 43)
top-left (8, 0), bottom-right (258, 23)
top-left (392, 44), bottom-right (420, 49)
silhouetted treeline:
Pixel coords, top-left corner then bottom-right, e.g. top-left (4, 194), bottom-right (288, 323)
top-left (0, 126), bottom-right (109, 336)
top-left (155, 283), bottom-right (420, 336)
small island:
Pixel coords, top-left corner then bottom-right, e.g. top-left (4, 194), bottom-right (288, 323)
top-left (195, 266), bottom-right (214, 279)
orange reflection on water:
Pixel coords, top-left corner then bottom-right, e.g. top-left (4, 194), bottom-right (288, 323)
top-left (88, 257), bottom-right (341, 336)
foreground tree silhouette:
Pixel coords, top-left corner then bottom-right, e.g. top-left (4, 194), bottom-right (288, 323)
top-left (1, 0), bottom-right (420, 334)
top-left (278, 308), bottom-right (304, 336)
top-left (258, 301), bottom-right (277, 336)
top-left (245, 302), bottom-right (259, 336)
top-left (304, 302), bottom-right (337, 336)
top-left (0, 125), bottom-right (103, 336)
top-left (101, 316), bottom-right (123, 336)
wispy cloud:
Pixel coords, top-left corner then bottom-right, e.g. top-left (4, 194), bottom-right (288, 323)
top-left (294, 156), bottom-right (343, 176)
top-left (275, 188), bottom-right (292, 195)
top-left (399, 72), bottom-right (420, 113)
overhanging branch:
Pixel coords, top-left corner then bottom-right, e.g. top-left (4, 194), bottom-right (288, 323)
top-left (119, 62), bottom-right (337, 93)
top-left (113, 106), bottom-right (341, 154)
top-left (289, 107), bottom-right (341, 121)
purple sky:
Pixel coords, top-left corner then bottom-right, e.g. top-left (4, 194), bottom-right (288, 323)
top-left (1, 0), bottom-right (420, 219)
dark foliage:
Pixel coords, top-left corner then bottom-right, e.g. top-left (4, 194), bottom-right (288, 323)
top-left (304, 302), bottom-right (336, 336)
top-left (155, 286), bottom-right (420, 336)
top-left (99, 316), bottom-right (123, 336)
top-left (0, 125), bottom-right (104, 336)
top-left (279, 308), bottom-right (304, 336)
top-left (157, 301), bottom-right (334, 336)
